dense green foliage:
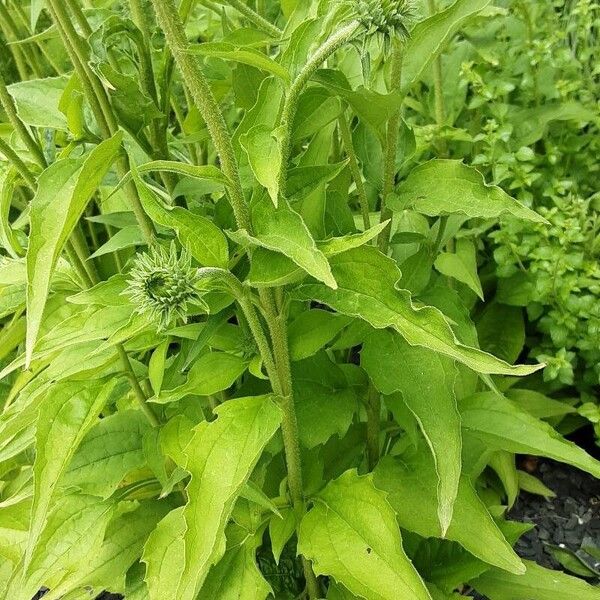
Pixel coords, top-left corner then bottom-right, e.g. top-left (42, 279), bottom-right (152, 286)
top-left (0, 1), bottom-right (598, 599)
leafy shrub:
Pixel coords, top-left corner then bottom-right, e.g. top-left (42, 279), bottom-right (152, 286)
top-left (0, 1), bottom-right (599, 600)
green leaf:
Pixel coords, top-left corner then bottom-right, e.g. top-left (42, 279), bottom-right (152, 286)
top-left (471, 560), bottom-right (600, 600)
top-left (26, 133), bottom-right (123, 367)
top-left (142, 396), bottom-right (281, 600)
top-left (400, 0), bottom-right (492, 95)
top-left (42, 500), bottom-right (174, 599)
top-left (229, 195), bottom-right (337, 288)
top-left (89, 225), bottom-right (146, 258)
top-left (26, 379), bottom-right (122, 572)
top-left (7, 76), bottom-right (69, 129)
top-left (200, 526), bottom-right (271, 599)
top-left (318, 220), bottom-right (389, 256)
top-left (362, 330), bottom-right (461, 535)
top-left (269, 508), bottom-right (296, 564)
top-left (240, 125), bottom-right (282, 206)
top-left (245, 248), bottom-right (303, 287)
top-left (393, 160), bottom-right (547, 222)
top-left (62, 410), bottom-right (151, 498)
top-left (510, 102), bottom-right (598, 146)
top-left (505, 389), bottom-right (576, 419)
top-left (286, 162), bottom-right (348, 203)
top-left (288, 309), bottom-right (350, 361)
top-left (152, 352), bottom-right (249, 404)
top-left (21, 494), bottom-right (114, 600)
top-left (298, 470), bottom-right (432, 600)
top-left (434, 239), bottom-right (483, 299)
top-left (134, 176), bottom-right (229, 268)
top-left (517, 471), bottom-right (556, 499)
top-left (476, 304), bottom-right (525, 365)
top-left (459, 393), bottom-right (600, 478)
top-left (293, 246), bottom-right (541, 376)
top-left (374, 450), bottom-right (524, 575)
top-left (187, 42), bottom-right (290, 81)
top-left (292, 353), bottom-right (357, 448)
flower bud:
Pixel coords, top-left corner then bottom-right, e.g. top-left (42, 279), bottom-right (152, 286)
top-left (126, 241), bottom-right (202, 329)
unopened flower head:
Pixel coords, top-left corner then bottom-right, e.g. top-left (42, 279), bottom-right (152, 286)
top-left (355, 0), bottom-right (416, 42)
top-left (126, 242), bottom-right (201, 329)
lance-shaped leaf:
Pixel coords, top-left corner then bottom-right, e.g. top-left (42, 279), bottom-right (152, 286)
top-left (374, 451), bottom-right (524, 575)
top-left (134, 176), bottom-right (229, 268)
top-left (459, 393), bottom-right (600, 479)
top-left (142, 396), bottom-right (281, 600)
top-left (25, 133), bottom-right (123, 366)
top-left (228, 195), bottom-right (337, 288)
top-left (471, 560), bottom-right (600, 600)
top-left (393, 160), bottom-right (547, 222)
top-left (298, 470), bottom-right (432, 600)
top-left (400, 0), bottom-right (492, 95)
top-left (293, 246), bottom-right (541, 376)
top-left (362, 330), bottom-right (461, 535)
top-left (26, 378), bottom-right (123, 571)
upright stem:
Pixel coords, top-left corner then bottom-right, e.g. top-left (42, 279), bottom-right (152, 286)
top-left (149, 0), bottom-right (251, 231)
top-left (366, 385), bottom-right (381, 470)
top-left (339, 111), bottom-right (371, 230)
top-left (427, 0), bottom-right (447, 155)
top-left (277, 20), bottom-right (360, 198)
top-left (46, 0), bottom-right (156, 243)
top-left (377, 40), bottom-right (403, 255)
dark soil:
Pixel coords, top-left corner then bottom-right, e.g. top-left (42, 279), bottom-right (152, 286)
top-left (510, 458), bottom-right (600, 574)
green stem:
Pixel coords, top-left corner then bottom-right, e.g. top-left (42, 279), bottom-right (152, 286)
top-left (366, 385), bottom-right (381, 470)
top-left (117, 345), bottom-right (161, 427)
top-left (0, 1), bottom-right (44, 78)
top-left (149, 0), bottom-right (251, 231)
top-left (277, 20), bottom-right (360, 198)
top-left (47, 0), bottom-right (156, 243)
top-left (0, 137), bottom-right (37, 188)
top-left (223, 0), bottom-right (282, 38)
top-left (0, 19), bottom-right (28, 80)
top-left (0, 74), bottom-right (47, 169)
top-left (339, 110), bottom-right (371, 230)
top-left (377, 39), bottom-right (403, 255)
top-left (427, 0), bottom-right (447, 156)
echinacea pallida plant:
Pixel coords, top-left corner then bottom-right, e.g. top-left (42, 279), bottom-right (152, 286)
top-left (0, 1), bottom-right (599, 600)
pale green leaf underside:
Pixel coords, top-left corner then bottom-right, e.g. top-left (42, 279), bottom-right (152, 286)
top-left (298, 470), bottom-right (432, 600)
top-left (26, 133), bottom-right (123, 366)
top-left (294, 246), bottom-right (542, 376)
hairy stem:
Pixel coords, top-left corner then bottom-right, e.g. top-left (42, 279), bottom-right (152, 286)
top-left (377, 39), bottom-right (403, 255)
top-left (277, 20), bottom-right (360, 198)
top-left (149, 0), bottom-right (251, 231)
top-left (223, 0), bottom-right (282, 38)
top-left (339, 111), bottom-right (371, 230)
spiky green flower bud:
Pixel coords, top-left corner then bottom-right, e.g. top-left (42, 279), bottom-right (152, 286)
top-left (126, 242), bottom-right (202, 329)
top-left (354, 0), bottom-right (416, 41)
